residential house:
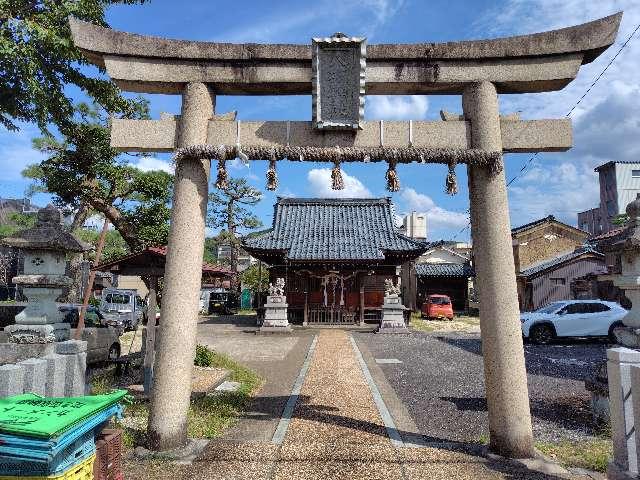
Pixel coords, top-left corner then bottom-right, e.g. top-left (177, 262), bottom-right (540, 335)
top-left (413, 241), bottom-right (474, 311)
top-left (578, 161), bottom-right (640, 235)
top-left (511, 216), bottom-right (605, 310)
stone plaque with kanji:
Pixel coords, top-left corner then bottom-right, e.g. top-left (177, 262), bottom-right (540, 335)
top-left (312, 33), bottom-right (366, 130)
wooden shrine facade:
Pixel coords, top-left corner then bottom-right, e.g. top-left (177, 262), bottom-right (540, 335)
top-left (243, 198), bottom-right (427, 325)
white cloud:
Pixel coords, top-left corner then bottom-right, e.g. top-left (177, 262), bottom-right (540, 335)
top-left (214, 0), bottom-right (404, 43)
top-left (400, 188), bottom-right (469, 230)
top-left (0, 126), bottom-right (46, 181)
top-left (472, 1), bottom-right (640, 228)
top-left (366, 96), bottom-right (429, 120)
top-left (133, 156), bottom-right (174, 174)
top-left (307, 168), bottom-right (372, 198)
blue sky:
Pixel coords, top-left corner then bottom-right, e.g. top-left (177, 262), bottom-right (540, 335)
top-left (1, 0), bottom-right (639, 241)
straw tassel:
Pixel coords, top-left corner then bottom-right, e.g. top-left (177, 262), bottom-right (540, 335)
top-left (266, 150), bottom-right (278, 191)
top-left (331, 159), bottom-right (345, 190)
top-left (214, 146), bottom-right (229, 190)
top-left (385, 159), bottom-right (400, 192)
top-left (445, 162), bottom-right (458, 195)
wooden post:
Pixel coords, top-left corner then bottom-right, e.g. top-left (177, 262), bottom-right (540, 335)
top-left (359, 280), bottom-right (365, 327)
top-left (303, 286), bottom-right (309, 327)
top-left (75, 218), bottom-right (109, 339)
top-left (143, 275), bottom-right (158, 395)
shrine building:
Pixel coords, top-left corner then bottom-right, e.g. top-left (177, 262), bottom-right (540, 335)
top-left (243, 197), bottom-right (427, 326)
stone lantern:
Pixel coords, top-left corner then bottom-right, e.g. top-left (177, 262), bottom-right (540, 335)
top-left (1, 205), bottom-right (91, 344)
top-left (598, 194), bottom-right (640, 346)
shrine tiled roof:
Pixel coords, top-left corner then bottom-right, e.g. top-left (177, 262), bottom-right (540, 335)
top-left (415, 263), bottom-right (475, 278)
top-left (243, 198), bottom-right (428, 262)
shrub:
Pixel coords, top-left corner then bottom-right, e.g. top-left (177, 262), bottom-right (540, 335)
top-left (194, 344), bottom-right (216, 367)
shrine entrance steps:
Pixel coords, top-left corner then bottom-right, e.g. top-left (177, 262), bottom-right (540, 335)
top-left (124, 330), bottom-right (587, 479)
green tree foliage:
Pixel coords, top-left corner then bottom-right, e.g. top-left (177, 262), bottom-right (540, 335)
top-left (76, 227), bottom-right (128, 263)
top-left (0, 0), bottom-right (146, 132)
top-left (0, 212), bottom-right (37, 239)
top-left (23, 102), bottom-right (172, 252)
top-left (239, 263), bottom-right (269, 294)
top-left (612, 214), bottom-right (629, 227)
top-left (208, 178), bottom-right (262, 275)
top-left (203, 236), bottom-right (221, 264)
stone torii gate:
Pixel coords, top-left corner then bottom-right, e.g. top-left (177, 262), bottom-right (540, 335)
top-left (70, 13), bottom-right (621, 457)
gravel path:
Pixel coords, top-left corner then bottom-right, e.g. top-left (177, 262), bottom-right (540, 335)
top-left (355, 331), bottom-right (607, 444)
top-left (124, 330), bottom-right (594, 479)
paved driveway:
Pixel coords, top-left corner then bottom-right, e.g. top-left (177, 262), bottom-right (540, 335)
top-left (355, 331), bottom-right (608, 444)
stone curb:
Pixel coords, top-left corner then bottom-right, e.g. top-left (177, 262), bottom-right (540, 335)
top-left (131, 438), bottom-right (210, 465)
top-left (482, 446), bottom-right (571, 476)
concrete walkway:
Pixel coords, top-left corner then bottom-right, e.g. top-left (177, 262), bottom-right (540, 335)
top-left (126, 330), bottom-right (594, 479)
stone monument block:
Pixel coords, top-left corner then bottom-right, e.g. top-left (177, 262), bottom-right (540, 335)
top-left (55, 339), bottom-right (88, 355)
top-left (64, 351), bottom-right (87, 397)
top-left (4, 322), bottom-right (70, 344)
top-left (18, 358), bottom-right (47, 395)
top-left (0, 363), bottom-right (25, 397)
top-left (43, 353), bottom-right (67, 397)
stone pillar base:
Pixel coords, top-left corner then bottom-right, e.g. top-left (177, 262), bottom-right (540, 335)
top-left (377, 295), bottom-right (410, 334)
top-left (5, 323), bottom-right (70, 344)
top-left (608, 461), bottom-right (638, 480)
top-left (258, 325), bottom-right (293, 334)
top-left (259, 295), bottom-right (291, 334)
top-left (615, 326), bottom-right (640, 348)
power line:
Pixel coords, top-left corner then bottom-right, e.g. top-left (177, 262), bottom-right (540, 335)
top-left (452, 22), bottom-right (640, 241)
top-left (505, 20), bottom-right (640, 188)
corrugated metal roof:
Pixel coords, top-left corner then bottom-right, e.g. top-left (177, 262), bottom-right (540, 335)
top-left (415, 263), bottom-right (474, 277)
top-left (595, 161), bottom-right (640, 172)
top-left (518, 246), bottom-right (603, 277)
top-left (243, 197), bottom-right (427, 261)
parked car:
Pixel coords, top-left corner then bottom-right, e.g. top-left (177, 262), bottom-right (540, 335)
top-left (421, 294), bottom-right (454, 320)
top-left (99, 288), bottom-right (144, 331)
top-left (58, 305), bottom-right (121, 364)
top-left (520, 300), bottom-right (627, 344)
top-left (208, 290), bottom-right (239, 315)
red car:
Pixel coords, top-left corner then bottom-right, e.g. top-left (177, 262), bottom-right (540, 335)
top-left (421, 294), bottom-right (454, 320)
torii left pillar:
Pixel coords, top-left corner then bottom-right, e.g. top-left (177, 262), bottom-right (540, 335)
top-left (148, 83), bottom-right (214, 450)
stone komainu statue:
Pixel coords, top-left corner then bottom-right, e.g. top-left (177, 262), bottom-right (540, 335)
top-left (269, 277), bottom-right (285, 296)
top-left (384, 278), bottom-right (401, 296)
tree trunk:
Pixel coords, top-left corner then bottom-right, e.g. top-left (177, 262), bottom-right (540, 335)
top-left (227, 202), bottom-right (238, 278)
top-left (87, 196), bottom-right (142, 251)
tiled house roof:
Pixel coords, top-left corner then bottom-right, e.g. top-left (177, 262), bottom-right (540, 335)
top-left (243, 197), bottom-right (428, 262)
top-left (518, 246), bottom-right (604, 277)
top-left (415, 263), bottom-right (475, 278)
top-left (511, 215), bottom-right (588, 237)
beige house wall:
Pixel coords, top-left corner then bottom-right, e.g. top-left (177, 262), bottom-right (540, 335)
top-left (116, 275), bottom-right (149, 297)
top-left (512, 223), bottom-right (588, 272)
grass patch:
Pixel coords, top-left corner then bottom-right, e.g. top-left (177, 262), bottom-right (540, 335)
top-left (237, 308), bottom-right (256, 315)
top-left (90, 370), bottom-right (117, 395)
top-left (410, 316), bottom-right (438, 333)
top-left (118, 349), bottom-right (262, 447)
top-left (536, 438), bottom-right (612, 473)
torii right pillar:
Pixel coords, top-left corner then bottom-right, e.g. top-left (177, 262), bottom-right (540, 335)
top-left (463, 81), bottom-right (534, 458)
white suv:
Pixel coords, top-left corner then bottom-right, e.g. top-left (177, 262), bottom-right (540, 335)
top-left (521, 300), bottom-right (627, 344)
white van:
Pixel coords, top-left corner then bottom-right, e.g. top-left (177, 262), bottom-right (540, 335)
top-left (99, 288), bottom-right (144, 331)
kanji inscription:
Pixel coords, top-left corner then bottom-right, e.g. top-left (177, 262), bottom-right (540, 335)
top-left (312, 34), bottom-right (366, 130)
